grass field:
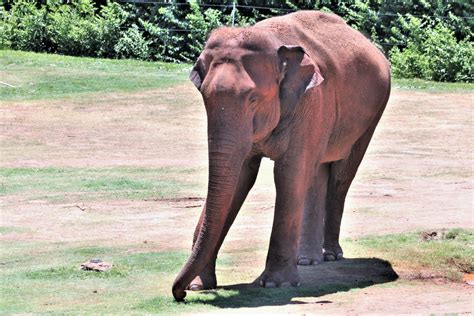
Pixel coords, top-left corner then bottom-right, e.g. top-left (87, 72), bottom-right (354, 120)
top-left (0, 167), bottom-right (199, 202)
top-left (1, 50), bottom-right (472, 102)
top-left (1, 50), bottom-right (473, 314)
top-left (0, 50), bottom-right (189, 101)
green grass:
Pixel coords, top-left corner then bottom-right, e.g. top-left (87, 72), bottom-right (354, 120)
top-left (344, 228), bottom-right (474, 280)
top-left (137, 283), bottom-right (360, 312)
top-left (0, 50), bottom-right (191, 101)
top-left (0, 240), bottom-right (379, 314)
top-left (0, 167), bottom-right (204, 202)
top-left (0, 240), bottom-right (233, 314)
top-left (393, 78), bottom-right (474, 92)
top-left (1, 229), bottom-right (471, 313)
top-left (0, 226), bottom-right (31, 234)
top-left (1, 50), bottom-right (472, 103)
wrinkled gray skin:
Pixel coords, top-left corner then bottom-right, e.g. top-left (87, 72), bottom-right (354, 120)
top-left (172, 11), bottom-right (391, 301)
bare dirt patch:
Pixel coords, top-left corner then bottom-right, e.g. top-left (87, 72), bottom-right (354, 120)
top-left (1, 86), bottom-right (473, 313)
top-left (204, 281), bottom-right (472, 315)
top-left (0, 85), bottom-right (207, 168)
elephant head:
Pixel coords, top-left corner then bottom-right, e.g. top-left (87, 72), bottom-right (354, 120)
top-left (172, 28), bottom-right (324, 301)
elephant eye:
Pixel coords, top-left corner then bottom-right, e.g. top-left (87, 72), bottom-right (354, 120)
top-left (248, 93), bottom-right (259, 106)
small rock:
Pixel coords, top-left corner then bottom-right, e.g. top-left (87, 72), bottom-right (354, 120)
top-left (420, 231), bottom-right (441, 241)
top-left (80, 259), bottom-right (113, 272)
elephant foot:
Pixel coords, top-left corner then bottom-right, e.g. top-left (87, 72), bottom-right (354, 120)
top-left (187, 272), bottom-right (217, 291)
top-left (258, 264), bottom-right (301, 288)
top-left (296, 250), bottom-right (323, 266)
top-left (323, 244), bottom-right (343, 261)
top-left (172, 285), bottom-right (186, 302)
top-left (297, 254), bottom-right (323, 266)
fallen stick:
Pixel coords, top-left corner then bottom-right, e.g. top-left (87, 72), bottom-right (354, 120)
top-left (75, 204), bottom-right (86, 211)
top-left (0, 81), bottom-right (16, 88)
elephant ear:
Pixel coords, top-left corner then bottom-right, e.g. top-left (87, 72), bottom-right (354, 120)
top-left (189, 59), bottom-right (205, 90)
top-left (277, 45), bottom-right (324, 110)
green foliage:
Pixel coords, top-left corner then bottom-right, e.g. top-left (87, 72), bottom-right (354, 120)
top-left (2, 0), bottom-right (473, 82)
top-left (97, 2), bottom-right (129, 57)
top-left (184, 1), bottom-right (223, 62)
top-left (2, 0), bottom-right (50, 52)
top-left (114, 24), bottom-right (150, 59)
top-left (48, 1), bottom-right (102, 56)
top-left (390, 16), bottom-right (473, 82)
top-left (140, 5), bottom-right (188, 62)
top-left (390, 46), bottom-right (431, 79)
top-left (423, 24), bottom-right (472, 82)
top-left (2, 0), bottom-right (130, 57)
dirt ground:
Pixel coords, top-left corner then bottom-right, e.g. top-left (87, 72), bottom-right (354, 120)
top-left (1, 86), bottom-right (473, 314)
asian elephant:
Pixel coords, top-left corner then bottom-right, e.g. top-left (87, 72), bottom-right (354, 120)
top-left (172, 10), bottom-right (391, 301)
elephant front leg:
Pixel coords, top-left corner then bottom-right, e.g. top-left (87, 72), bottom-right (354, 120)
top-left (297, 163), bottom-right (329, 265)
top-left (187, 208), bottom-right (218, 291)
top-left (259, 160), bottom-right (310, 288)
top-left (188, 155), bottom-right (262, 291)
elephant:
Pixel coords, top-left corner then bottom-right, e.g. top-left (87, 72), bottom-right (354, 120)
top-left (172, 10), bottom-right (391, 301)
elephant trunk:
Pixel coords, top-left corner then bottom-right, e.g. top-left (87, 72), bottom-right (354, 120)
top-left (172, 133), bottom-right (251, 301)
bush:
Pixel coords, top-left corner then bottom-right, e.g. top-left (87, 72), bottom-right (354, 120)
top-left (97, 2), bottom-right (129, 58)
top-left (390, 46), bottom-right (431, 80)
top-left (1, 0), bottom-right (473, 82)
top-left (423, 24), bottom-right (472, 82)
top-left (182, 1), bottom-right (223, 62)
top-left (3, 0), bottom-right (50, 52)
top-left (139, 5), bottom-right (186, 63)
top-left (114, 25), bottom-right (149, 60)
top-left (3, 0), bottom-right (127, 58)
top-left (48, 2), bottom-right (102, 56)
top-left (390, 18), bottom-right (473, 82)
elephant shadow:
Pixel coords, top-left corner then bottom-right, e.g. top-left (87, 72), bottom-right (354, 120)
top-left (193, 257), bottom-right (398, 308)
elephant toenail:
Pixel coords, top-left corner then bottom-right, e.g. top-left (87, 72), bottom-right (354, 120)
top-left (297, 258), bottom-right (311, 266)
top-left (324, 254), bottom-right (336, 261)
top-left (259, 280), bottom-right (264, 287)
top-left (280, 281), bottom-right (291, 288)
top-left (265, 281), bottom-right (276, 288)
top-left (336, 253), bottom-right (344, 260)
top-left (188, 284), bottom-right (202, 291)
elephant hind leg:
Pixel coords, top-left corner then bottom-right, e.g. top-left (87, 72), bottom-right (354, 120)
top-left (297, 163), bottom-right (330, 266)
top-left (324, 113), bottom-right (382, 261)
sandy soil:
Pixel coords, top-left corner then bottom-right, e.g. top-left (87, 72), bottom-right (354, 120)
top-left (1, 86), bottom-right (473, 314)
top-left (206, 281), bottom-right (473, 315)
